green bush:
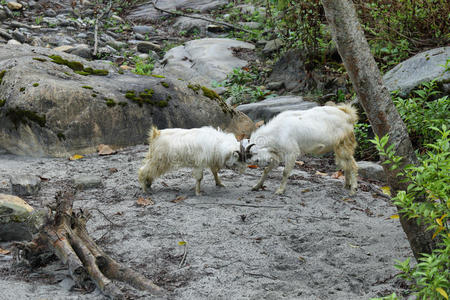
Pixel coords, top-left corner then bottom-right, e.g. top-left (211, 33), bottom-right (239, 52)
top-left (371, 126), bottom-right (449, 300)
top-left (393, 80), bottom-right (450, 150)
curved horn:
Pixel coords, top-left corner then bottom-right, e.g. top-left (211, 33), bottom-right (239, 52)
top-left (245, 143), bottom-right (255, 153)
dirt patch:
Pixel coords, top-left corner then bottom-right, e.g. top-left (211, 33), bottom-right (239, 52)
top-left (0, 146), bottom-right (412, 299)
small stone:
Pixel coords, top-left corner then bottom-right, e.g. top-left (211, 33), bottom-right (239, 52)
top-left (54, 45), bottom-right (74, 52)
top-left (7, 1), bottom-right (22, 10)
top-left (73, 175), bottom-right (102, 190)
top-left (262, 39), bottom-right (283, 56)
top-left (357, 161), bottom-right (386, 182)
top-left (7, 39), bottom-right (21, 45)
top-left (9, 174), bottom-right (41, 196)
top-left (137, 41), bottom-right (161, 53)
top-left (238, 21), bottom-right (262, 30)
top-left (120, 65), bottom-right (133, 71)
top-left (0, 9), bottom-right (8, 21)
top-left (45, 8), bottom-right (57, 17)
top-left (0, 28), bottom-right (13, 40)
top-left (12, 30), bottom-right (26, 43)
top-left (266, 81), bottom-right (284, 91)
top-left (69, 44), bottom-right (92, 59)
top-left (133, 25), bottom-right (155, 35)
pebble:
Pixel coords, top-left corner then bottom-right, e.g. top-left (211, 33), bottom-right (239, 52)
top-left (6, 1), bottom-right (22, 10)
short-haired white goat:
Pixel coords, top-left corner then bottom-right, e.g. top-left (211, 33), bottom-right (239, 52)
top-left (138, 126), bottom-right (246, 196)
top-left (244, 103), bottom-right (358, 195)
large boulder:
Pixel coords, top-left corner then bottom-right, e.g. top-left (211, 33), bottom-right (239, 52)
top-left (383, 46), bottom-right (450, 96)
top-left (0, 44), bottom-right (254, 157)
top-left (236, 96), bottom-right (318, 122)
top-left (154, 38), bottom-right (255, 88)
top-left (128, 0), bottom-right (227, 22)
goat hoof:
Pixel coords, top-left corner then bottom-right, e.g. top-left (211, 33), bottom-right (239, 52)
top-left (216, 183), bottom-right (225, 187)
top-left (251, 186), bottom-right (260, 191)
top-left (275, 189), bottom-right (285, 195)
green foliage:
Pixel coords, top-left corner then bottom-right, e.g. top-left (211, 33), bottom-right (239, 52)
top-left (371, 127), bottom-right (450, 300)
top-left (132, 56), bottom-right (154, 76)
top-left (393, 80), bottom-right (450, 150)
top-left (34, 16), bottom-right (43, 25)
top-left (214, 67), bottom-right (275, 105)
top-left (354, 121), bottom-right (377, 160)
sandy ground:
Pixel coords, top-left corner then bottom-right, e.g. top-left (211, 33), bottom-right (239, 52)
top-left (0, 146), bottom-right (412, 300)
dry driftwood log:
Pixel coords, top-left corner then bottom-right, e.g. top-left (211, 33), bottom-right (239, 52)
top-left (16, 189), bottom-right (161, 299)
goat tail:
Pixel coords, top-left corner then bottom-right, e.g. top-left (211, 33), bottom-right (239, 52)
top-left (337, 103), bottom-right (358, 124)
top-left (148, 126), bottom-right (161, 144)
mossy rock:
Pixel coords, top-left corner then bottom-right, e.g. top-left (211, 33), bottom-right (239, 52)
top-left (6, 108), bottom-right (46, 128)
top-left (201, 86), bottom-right (220, 100)
top-left (0, 99), bottom-right (5, 107)
top-left (0, 70), bottom-right (6, 84)
top-left (82, 86), bottom-right (93, 89)
top-left (32, 57), bottom-right (47, 62)
top-left (33, 83), bottom-right (39, 87)
top-left (48, 55), bottom-right (109, 76)
top-left (105, 98), bottom-right (117, 107)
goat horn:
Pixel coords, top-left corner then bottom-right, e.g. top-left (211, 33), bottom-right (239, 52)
top-left (245, 143), bottom-right (255, 152)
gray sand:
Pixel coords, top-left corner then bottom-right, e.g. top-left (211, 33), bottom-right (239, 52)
top-left (0, 146), bottom-right (411, 299)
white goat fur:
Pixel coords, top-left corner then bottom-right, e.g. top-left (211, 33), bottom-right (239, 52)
top-left (138, 126), bottom-right (244, 195)
top-left (249, 103), bottom-right (358, 195)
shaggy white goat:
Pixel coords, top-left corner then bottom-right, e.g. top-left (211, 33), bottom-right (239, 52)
top-left (245, 103), bottom-right (358, 195)
top-left (138, 126), bottom-right (246, 196)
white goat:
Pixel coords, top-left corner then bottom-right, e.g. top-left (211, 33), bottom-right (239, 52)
top-left (245, 103), bottom-right (358, 195)
top-left (138, 126), bottom-right (246, 196)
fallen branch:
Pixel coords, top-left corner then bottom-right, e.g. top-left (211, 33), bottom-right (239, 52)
top-left (93, 0), bottom-right (113, 56)
top-left (150, 1), bottom-right (253, 34)
top-left (191, 203), bottom-right (284, 208)
top-left (18, 189), bottom-right (161, 299)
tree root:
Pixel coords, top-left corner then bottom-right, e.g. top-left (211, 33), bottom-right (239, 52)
top-left (18, 189), bottom-right (161, 299)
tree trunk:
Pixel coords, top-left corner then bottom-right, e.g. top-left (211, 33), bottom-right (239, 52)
top-left (321, 0), bottom-right (436, 259)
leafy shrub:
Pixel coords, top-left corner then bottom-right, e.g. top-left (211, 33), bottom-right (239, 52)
top-left (371, 126), bottom-right (450, 300)
top-left (132, 56), bottom-right (154, 76)
top-left (393, 80), bottom-right (450, 150)
top-left (213, 67), bottom-right (276, 105)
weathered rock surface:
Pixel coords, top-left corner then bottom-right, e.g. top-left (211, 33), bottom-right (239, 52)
top-left (154, 38), bottom-right (255, 87)
top-left (0, 44), bottom-right (254, 157)
top-left (383, 46), bottom-right (450, 96)
top-left (357, 161), bottom-right (386, 182)
top-left (236, 96), bottom-right (318, 122)
top-left (0, 193), bottom-right (34, 241)
top-left (128, 0), bottom-right (227, 22)
top-left (9, 174), bottom-right (41, 196)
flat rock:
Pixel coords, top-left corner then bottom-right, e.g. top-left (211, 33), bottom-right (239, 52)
top-left (136, 41), bottom-right (161, 53)
top-left (128, 0), bottom-right (227, 22)
top-left (73, 175), bottom-right (102, 190)
top-left (383, 46), bottom-right (450, 97)
top-left (154, 38), bottom-right (255, 87)
top-left (357, 161), bottom-right (386, 182)
top-left (236, 96), bottom-right (318, 122)
top-left (262, 38), bottom-right (283, 56)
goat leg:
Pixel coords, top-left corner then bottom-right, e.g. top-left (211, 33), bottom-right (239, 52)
top-left (252, 160), bottom-right (277, 191)
top-left (275, 156), bottom-right (296, 195)
top-left (193, 168), bottom-right (204, 196)
top-left (211, 168), bottom-right (225, 187)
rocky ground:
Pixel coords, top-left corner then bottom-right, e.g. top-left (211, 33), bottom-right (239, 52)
top-left (0, 146), bottom-right (412, 299)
